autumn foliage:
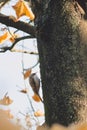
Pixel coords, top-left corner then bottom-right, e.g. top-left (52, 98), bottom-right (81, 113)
top-left (12, 0), bottom-right (35, 21)
top-left (0, 31), bottom-right (18, 44)
top-left (0, 93), bottom-right (13, 105)
top-left (0, 0), bottom-right (35, 44)
top-left (23, 69), bottom-right (32, 79)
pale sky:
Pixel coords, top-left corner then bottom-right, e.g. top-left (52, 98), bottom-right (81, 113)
top-left (0, 1), bottom-right (44, 128)
top-left (0, 40), bottom-right (44, 118)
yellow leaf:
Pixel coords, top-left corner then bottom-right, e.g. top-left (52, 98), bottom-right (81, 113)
top-left (0, 94), bottom-right (13, 105)
top-left (19, 88), bottom-right (29, 94)
top-left (0, 31), bottom-right (18, 44)
top-left (34, 110), bottom-right (44, 117)
top-left (12, 0), bottom-right (35, 20)
top-left (9, 33), bottom-right (19, 43)
top-left (32, 93), bottom-right (41, 102)
top-left (24, 69), bottom-right (32, 79)
top-left (0, 32), bottom-right (11, 44)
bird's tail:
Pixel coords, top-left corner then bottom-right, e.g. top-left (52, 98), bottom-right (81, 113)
top-left (37, 93), bottom-right (44, 103)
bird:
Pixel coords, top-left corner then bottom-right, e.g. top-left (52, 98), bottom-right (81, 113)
top-left (29, 73), bottom-right (43, 103)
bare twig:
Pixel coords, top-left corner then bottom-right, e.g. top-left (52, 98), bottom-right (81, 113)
top-left (23, 57), bottom-right (39, 71)
top-left (11, 49), bottom-right (38, 55)
top-left (20, 40), bottom-right (36, 113)
top-left (0, 35), bottom-right (34, 52)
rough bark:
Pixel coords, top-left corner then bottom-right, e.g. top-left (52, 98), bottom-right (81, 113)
top-left (35, 0), bottom-right (87, 126)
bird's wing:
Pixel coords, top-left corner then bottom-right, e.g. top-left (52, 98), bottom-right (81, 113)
top-left (29, 74), bottom-right (40, 94)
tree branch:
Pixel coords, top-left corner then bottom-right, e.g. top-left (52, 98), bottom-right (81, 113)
top-left (0, 35), bottom-right (33, 52)
top-left (0, 13), bottom-right (36, 37)
top-left (11, 49), bottom-right (38, 55)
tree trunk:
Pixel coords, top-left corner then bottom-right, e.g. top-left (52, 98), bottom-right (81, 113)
top-left (36, 0), bottom-right (87, 126)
